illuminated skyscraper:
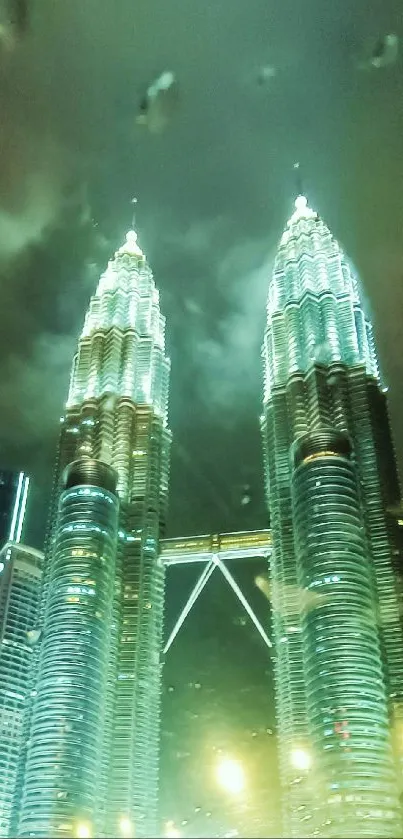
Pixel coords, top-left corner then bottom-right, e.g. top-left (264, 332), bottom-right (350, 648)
top-left (0, 471), bottom-right (30, 549)
top-left (261, 194), bottom-right (403, 837)
top-left (18, 229), bottom-right (171, 838)
top-left (0, 541), bottom-right (43, 838)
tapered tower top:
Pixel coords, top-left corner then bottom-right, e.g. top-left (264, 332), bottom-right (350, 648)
top-left (288, 194), bottom-right (317, 225)
top-left (117, 229), bottom-right (145, 258)
top-left (263, 182), bottom-right (379, 400)
top-left (286, 164), bottom-right (318, 228)
top-left (66, 219), bottom-right (170, 419)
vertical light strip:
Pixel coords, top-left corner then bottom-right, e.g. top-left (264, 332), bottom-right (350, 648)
top-left (8, 473), bottom-right (24, 542)
top-left (15, 476), bottom-right (30, 544)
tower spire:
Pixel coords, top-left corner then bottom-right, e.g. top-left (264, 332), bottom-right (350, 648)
top-left (131, 196), bottom-right (138, 230)
top-left (288, 163), bottom-right (316, 223)
top-left (116, 197), bottom-right (144, 258)
top-left (293, 162), bottom-right (303, 198)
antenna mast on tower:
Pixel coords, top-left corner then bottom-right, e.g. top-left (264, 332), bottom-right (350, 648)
top-left (293, 162), bottom-right (304, 197)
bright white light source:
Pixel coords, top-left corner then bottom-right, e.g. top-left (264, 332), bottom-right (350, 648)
top-left (76, 825), bottom-right (91, 839)
top-left (165, 821), bottom-right (181, 838)
top-left (126, 230), bottom-right (142, 253)
top-left (118, 230), bottom-right (144, 258)
top-left (8, 472), bottom-right (24, 542)
top-left (291, 748), bottom-right (312, 771)
top-left (288, 195), bottom-right (317, 225)
top-left (216, 757), bottom-right (245, 795)
top-left (119, 815), bottom-right (133, 837)
top-left (295, 195), bottom-right (308, 214)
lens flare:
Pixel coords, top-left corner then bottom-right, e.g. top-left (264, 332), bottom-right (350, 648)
top-left (216, 757), bottom-right (245, 795)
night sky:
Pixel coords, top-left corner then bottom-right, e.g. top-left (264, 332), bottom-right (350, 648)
top-left (0, 1), bottom-right (403, 833)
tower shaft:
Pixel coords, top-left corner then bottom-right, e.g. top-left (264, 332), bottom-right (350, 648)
top-left (18, 461), bottom-right (119, 838)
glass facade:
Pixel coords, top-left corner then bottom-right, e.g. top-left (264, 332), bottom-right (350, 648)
top-left (18, 460), bottom-right (119, 838)
top-left (261, 196), bottom-right (403, 836)
top-left (292, 431), bottom-right (400, 836)
top-left (17, 230), bottom-right (171, 838)
top-left (0, 542), bottom-right (43, 838)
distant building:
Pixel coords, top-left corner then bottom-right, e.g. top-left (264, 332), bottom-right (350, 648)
top-left (261, 194), bottom-right (403, 837)
top-left (0, 542), bottom-right (43, 838)
top-left (0, 472), bottom-right (30, 549)
top-left (17, 228), bottom-right (171, 838)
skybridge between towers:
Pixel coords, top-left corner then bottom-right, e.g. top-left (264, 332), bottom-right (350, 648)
top-left (160, 529), bottom-right (273, 655)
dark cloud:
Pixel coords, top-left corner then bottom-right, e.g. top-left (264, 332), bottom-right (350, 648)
top-left (164, 225), bottom-right (272, 421)
top-left (0, 131), bottom-right (68, 261)
top-left (0, 194), bottom-right (105, 542)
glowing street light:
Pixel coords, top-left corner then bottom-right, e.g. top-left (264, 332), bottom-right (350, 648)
top-left (164, 821), bottom-right (181, 838)
top-left (119, 815), bottom-right (134, 837)
top-left (291, 747), bottom-right (312, 771)
top-left (216, 757), bottom-right (245, 795)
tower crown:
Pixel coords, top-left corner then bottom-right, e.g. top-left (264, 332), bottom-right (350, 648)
top-left (66, 223), bottom-right (170, 421)
top-left (117, 229), bottom-right (145, 258)
top-left (287, 194), bottom-right (317, 226)
top-left (263, 194), bottom-right (379, 399)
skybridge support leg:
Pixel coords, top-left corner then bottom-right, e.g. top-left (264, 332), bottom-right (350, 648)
top-left (163, 559), bottom-right (216, 655)
top-left (212, 554), bottom-right (272, 651)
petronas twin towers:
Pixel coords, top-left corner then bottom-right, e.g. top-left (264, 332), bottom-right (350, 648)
top-left (10, 193), bottom-right (403, 838)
